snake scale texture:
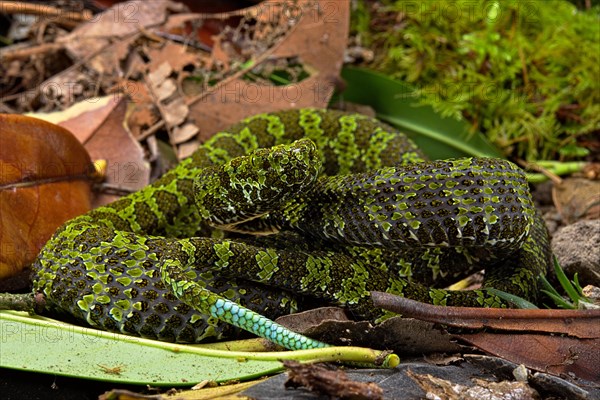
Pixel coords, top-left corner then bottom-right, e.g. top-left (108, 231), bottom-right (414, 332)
top-left (32, 108), bottom-right (552, 350)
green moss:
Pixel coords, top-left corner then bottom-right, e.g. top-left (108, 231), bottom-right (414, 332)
top-left (352, 0), bottom-right (599, 161)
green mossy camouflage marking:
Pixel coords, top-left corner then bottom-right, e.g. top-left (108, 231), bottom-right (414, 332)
top-left (31, 109), bottom-right (552, 349)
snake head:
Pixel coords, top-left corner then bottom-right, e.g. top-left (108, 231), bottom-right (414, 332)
top-left (194, 138), bottom-right (321, 229)
top-left (258, 138), bottom-right (321, 189)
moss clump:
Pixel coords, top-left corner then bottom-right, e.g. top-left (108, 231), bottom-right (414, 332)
top-left (352, 0), bottom-right (599, 161)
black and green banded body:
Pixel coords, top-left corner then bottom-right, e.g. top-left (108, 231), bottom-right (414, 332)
top-left (31, 109), bottom-right (552, 348)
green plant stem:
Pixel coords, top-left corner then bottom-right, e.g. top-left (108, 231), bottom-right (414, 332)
top-left (1, 311), bottom-right (399, 368)
top-left (525, 161), bottom-right (586, 183)
top-left (195, 338), bottom-right (273, 352)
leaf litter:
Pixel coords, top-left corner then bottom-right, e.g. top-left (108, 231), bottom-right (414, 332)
top-left (1, 1), bottom-right (599, 397)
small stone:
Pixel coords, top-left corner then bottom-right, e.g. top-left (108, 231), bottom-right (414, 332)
top-left (513, 364), bottom-right (529, 382)
top-left (552, 220), bottom-right (600, 286)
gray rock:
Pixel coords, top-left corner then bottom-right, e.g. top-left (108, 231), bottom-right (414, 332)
top-left (242, 356), bottom-right (599, 400)
top-left (552, 219), bottom-right (600, 287)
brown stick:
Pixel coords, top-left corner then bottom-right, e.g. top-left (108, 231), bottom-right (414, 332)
top-left (0, 1), bottom-right (92, 21)
top-left (0, 42), bottom-right (63, 60)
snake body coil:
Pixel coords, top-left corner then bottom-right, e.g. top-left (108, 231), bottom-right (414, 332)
top-left (32, 109), bottom-right (552, 348)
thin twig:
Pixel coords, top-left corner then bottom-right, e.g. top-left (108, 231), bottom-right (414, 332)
top-left (138, 119), bottom-right (166, 141)
top-left (185, 10), bottom-right (302, 107)
top-left (0, 1), bottom-right (92, 21)
top-left (2, 30), bottom-right (144, 105)
top-left (0, 42), bottom-right (63, 60)
top-left (516, 158), bottom-right (563, 185)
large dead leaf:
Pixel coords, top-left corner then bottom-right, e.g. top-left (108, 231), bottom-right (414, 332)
top-left (0, 115), bottom-right (93, 284)
top-left (83, 98), bottom-right (149, 206)
top-left (188, 0), bottom-right (350, 137)
top-left (4, 0), bottom-right (350, 168)
top-left (457, 332), bottom-right (599, 383)
top-left (30, 95), bottom-right (120, 144)
top-left (405, 369), bottom-right (540, 400)
top-left (61, 0), bottom-right (176, 76)
top-left (276, 307), bottom-right (462, 356)
top-left (371, 293), bottom-right (600, 383)
top-left (31, 96), bottom-right (150, 206)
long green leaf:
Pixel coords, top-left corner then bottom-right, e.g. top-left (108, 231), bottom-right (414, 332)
top-left (336, 67), bottom-right (503, 160)
top-left (541, 290), bottom-right (575, 309)
top-left (0, 311), bottom-right (397, 386)
top-left (0, 311), bottom-right (281, 386)
top-left (553, 256), bottom-right (581, 304)
top-left (486, 288), bottom-right (539, 309)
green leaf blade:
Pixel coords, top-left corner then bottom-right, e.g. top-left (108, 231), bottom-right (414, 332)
top-left (0, 311), bottom-right (282, 386)
top-left (336, 66), bottom-right (504, 160)
top-left (1, 311), bottom-right (398, 385)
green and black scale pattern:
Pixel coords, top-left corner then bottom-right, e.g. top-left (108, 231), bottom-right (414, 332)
top-left (32, 108), bottom-right (552, 349)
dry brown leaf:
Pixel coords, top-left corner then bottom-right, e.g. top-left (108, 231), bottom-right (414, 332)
top-left (171, 123), bottom-right (199, 144)
top-left (276, 307), bottom-right (350, 333)
top-left (372, 293), bottom-right (600, 382)
top-left (147, 61), bottom-right (173, 89)
top-left (31, 95), bottom-right (123, 144)
top-left (176, 140), bottom-right (200, 160)
top-left (31, 96), bottom-right (151, 206)
top-left (457, 332), bottom-right (600, 383)
top-left (162, 97), bottom-right (189, 127)
top-left (188, 0), bottom-right (350, 138)
top-left (145, 41), bottom-right (202, 73)
top-left (406, 370), bottom-right (540, 400)
top-left (80, 97), bottom-right (149, 206)
top-left (154, 79), bottom-right (177, 102)
top-left (0, 115), bottom-right (93, 283)
top-left (62, 0), bottom-right (172, 76)
top-left (27, 94), bottom-right (150, 202)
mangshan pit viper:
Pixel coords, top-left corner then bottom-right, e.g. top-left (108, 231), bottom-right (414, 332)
top-left (30, 108), bottom-right (552, 350)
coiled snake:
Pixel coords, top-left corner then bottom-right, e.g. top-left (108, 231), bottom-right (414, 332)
top-left (32, 109), bottom-right (552, 349)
